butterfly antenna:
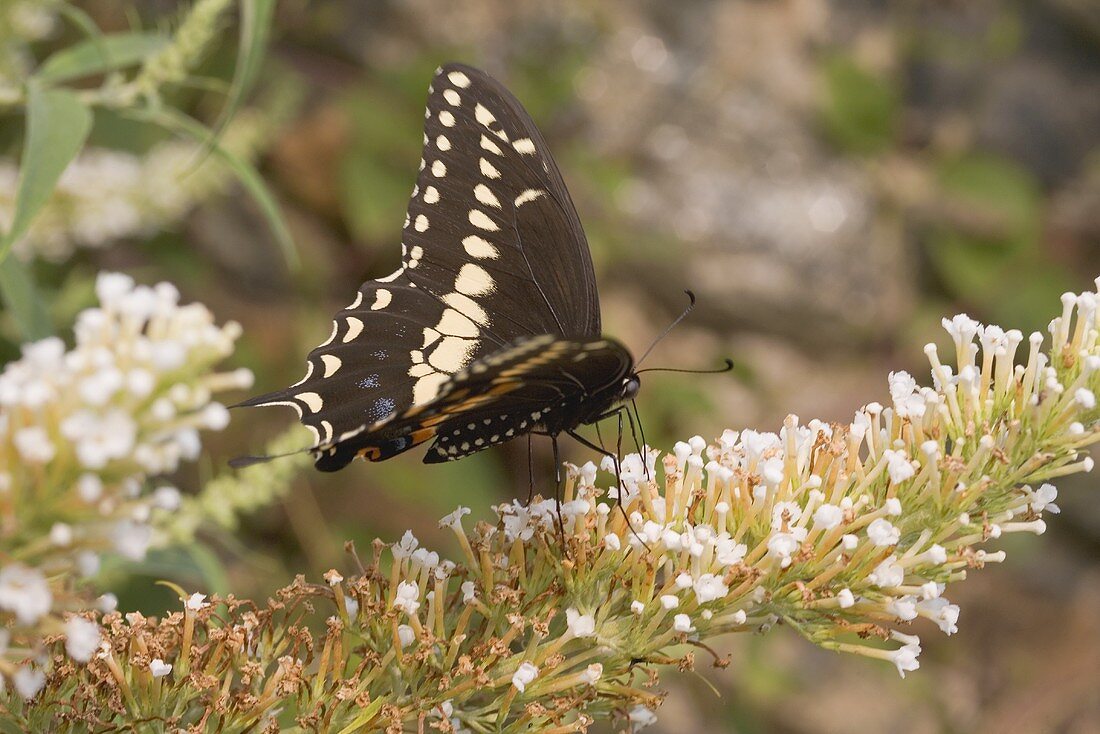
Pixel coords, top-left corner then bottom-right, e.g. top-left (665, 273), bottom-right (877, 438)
top-left (228, 446), bottom-right (313, 469)
top-left (635, 290), bottom-right (697, 368)
top-left (635, 359), bottom-right (735, 376)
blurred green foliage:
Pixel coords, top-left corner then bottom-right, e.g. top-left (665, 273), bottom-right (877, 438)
top-left (821, 54), bottom-right (899, 155)
top-left (928, 153), bottom-right (1073, 333)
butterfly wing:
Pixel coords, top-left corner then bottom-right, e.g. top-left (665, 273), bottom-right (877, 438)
top-left (403, 63), bottom-right (599, 340)
top-left (238, 63), bottom-right (601, 461)
top-left (309, 336), bottom-right (633, 471)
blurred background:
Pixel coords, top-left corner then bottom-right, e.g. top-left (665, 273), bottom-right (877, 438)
top-left (3, 0), bottom-right (1100, 731)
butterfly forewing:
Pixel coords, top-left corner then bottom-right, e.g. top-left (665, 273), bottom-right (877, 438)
top-left (239, 63), bottom-right (605, 466)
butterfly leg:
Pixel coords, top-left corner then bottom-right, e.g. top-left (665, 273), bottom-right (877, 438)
top-left (630, 399), bottom-right (650, 481)
top-left (567, 418), bottom-right (627, 505)
top-left (568, 412), bottom-right (653, 551)
top-left (526, 433), bottom-right (536, 504)
top-left (551, 432), bottom-right (567, 551)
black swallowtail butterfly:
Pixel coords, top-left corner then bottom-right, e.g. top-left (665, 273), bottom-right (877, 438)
top-left (238, 63), bottom-right (644, 472)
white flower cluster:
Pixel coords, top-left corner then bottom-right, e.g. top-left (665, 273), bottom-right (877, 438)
top-left (0, 108), bottom-right (273, 262)
top-left (454, 285), bottom-right (1097, 685)
top-left (2, 271), bottom-right (248, 479)
top-left (0, 271), bottom-right (249, 697)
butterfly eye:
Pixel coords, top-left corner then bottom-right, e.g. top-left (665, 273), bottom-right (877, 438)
top-left (622, 376), bottom-right (641, 400)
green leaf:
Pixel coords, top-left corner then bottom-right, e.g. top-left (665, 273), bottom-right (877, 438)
top-left (37, 31), bottom-right (169, 83)
top-left (821, 54), bottom-right (899, 154)
top-left (55, 3), bottom-right (108, 42)
top-left (188, 0), bottom-right (276, 169)
top-left (936, 153), bottom-right (1040, 244)
top-left (122, 106), bottom-right (299, 270)
top-left (0, 83), bottom-right (92, 264)
top-left (0, 258), bottom-right (52, 340)
top-left (219, 0), bottom-right (276, 135)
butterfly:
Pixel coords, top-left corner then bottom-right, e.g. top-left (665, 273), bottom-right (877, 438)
top-left (238, 63), bottom-right (645, 472)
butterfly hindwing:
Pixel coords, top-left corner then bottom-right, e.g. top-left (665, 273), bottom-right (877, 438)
top-left (308, 336), bottom-right (633, 469)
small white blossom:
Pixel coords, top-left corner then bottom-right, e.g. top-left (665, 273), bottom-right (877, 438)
top-left (917, 597), bottom-right (960, 635)
top-left (889, 370), bottom-right (927, 417)
top-left (603, 532), bottom-right (621, 551)
top-left (393, 581), bottom-right (420, 614)
top-left (439, 506), bottom-right (471, 529)
top-left (50, 522), bottom-right (73, 546)
top-left (149, 658), bottom-right (173, 678)
top-left (921, 581), bottom-right (943, 600)
top-left (185, 592), bottom-right (208, 611)
top-left (113, 520), bottom-right (152, 561)
top-left (392, 530), bottom-right (419, 559)
top-left (884, 498), bottom-right (902, 516)
top-left (660, 594), bottom-right (679, 610)
top-left (397, 624), bottom-right (416, 648)
top-left (566, 608), bottom-right (596, 638)
top-left (867, 518), bottom-right (901, 547)
top-left (883, 449), bottom-right (916, 484)
top-left (511, 661), bottom-right (539, 693)
top-left (887, 596), bottom-right (918, 621)
top-left (97, 593), bottom-right (118, 613)
top-left (411, 548), bottom-right (439, 571)
top-left (942, 314), bottom-right (981, 345)
top-left (628, 705), bottom-right (658, 729)
top-left (1073, 387), bottom-right (1096, 409)
top-left (889, 634), bottom-right (922, 678)
top-left (13, 666), bottom-right (45, 700)
top-left (693, 574), bottom-right (729, 604)
top-left (0, 564), bottom-right (52, 625)
top-left (813, 503), bottom-right (843, 530)
top-left (581, 663), bottom-right (603, 684)
top-left (869, 556), bottom-right (905, 588)
top-left (715, 536), bottom-right (747, 566)
top-left (76, 474), bottom-right (103, 502)
top-left (13, 427), bottom-right (55, 463)
top-left (673, 613), bottom-right (695, 633)
top-left (837, 589), bottom-right (855, 608)
top-left (631, 600), bottom-right (645, 615)
top-left (152, 485), bottom-right (181, 511)
top-left (920, 544), bottom-right (948, 565)
top-left (771, 501), bottom-right (802, 529)
top-left (76, 551), bottom-right (100, 578)
top-left (461, 581), bottom-right (477, 604)
top-left (64, 617), bottom-right (101, 663)
top-left (766, 528), bottom-right (806, 568)
top-left (1030, 483), bottom-right (1060, 514)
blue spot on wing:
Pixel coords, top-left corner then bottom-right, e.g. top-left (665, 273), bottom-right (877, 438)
top-left (367, 397), bottom-right (396, 422)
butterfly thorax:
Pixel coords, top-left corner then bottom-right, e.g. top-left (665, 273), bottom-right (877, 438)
top-left (421, 335), bottom-right (635, 463)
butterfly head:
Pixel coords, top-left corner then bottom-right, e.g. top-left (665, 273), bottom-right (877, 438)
top-left (621, 374), bottom-right (641, 401)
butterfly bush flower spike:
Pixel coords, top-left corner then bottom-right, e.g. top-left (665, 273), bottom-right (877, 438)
top-left (0, 272), bottom-right (247, 689)
top-left (10, 281), bottom-right (1100, 732)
